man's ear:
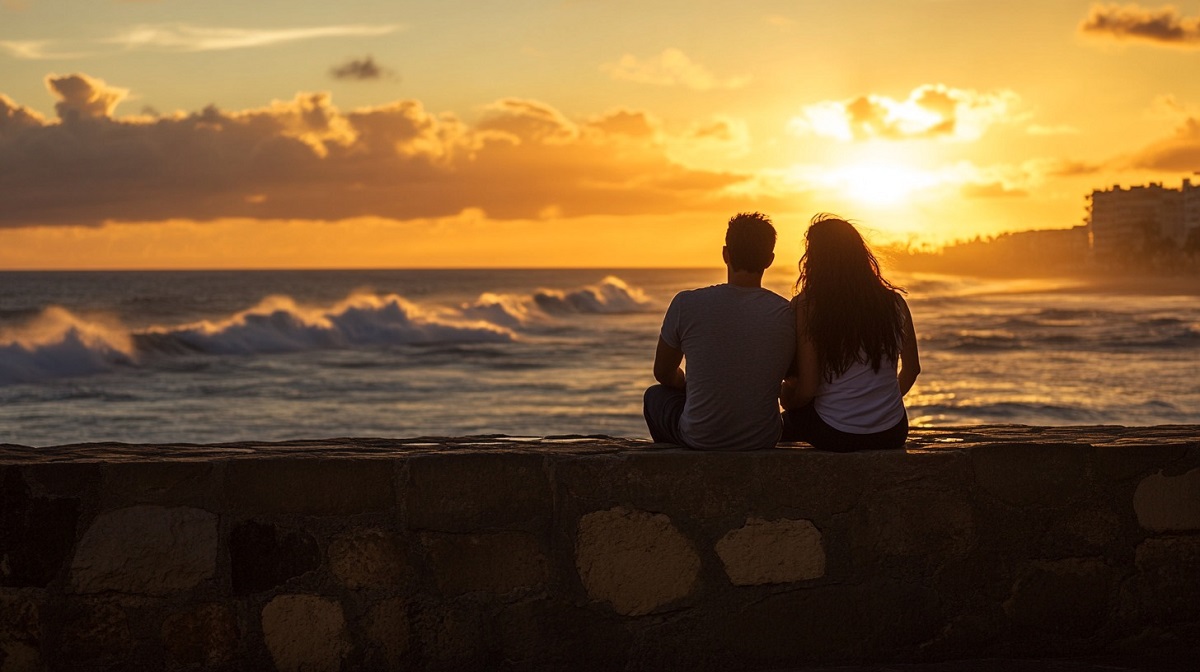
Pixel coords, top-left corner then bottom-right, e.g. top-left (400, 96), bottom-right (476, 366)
top-left (722, 246), bottom-right (730, 265)
top-left (766, 252), bottom-right (775, 268)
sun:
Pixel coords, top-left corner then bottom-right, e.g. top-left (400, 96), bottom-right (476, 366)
top-left (832, 161), bottom-right (938, 207)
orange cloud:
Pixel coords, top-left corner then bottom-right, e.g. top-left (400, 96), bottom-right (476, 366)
top-left (1080, 3), bottom-right (1200, 48)
top-left (789, 84), bottom-right (1019, 142)
top-left (0, 73), bottom-right (764, 227)
top-left (602, 49), bottom-right (750, 90)
top-left (1128, 116), bottom-right (1200, 169)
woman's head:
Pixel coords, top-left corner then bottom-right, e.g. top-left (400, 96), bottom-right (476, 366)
top-left (798, 213), bottom-right (890, 293)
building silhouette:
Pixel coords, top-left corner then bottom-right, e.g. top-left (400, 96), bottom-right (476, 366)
top-left (1087, 176), bottom-right (1200, 259)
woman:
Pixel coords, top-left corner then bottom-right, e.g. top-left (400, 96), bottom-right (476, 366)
top-left (780, 214), bottom-right (920, 451)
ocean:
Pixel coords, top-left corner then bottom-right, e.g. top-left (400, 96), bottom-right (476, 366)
top-left (1, 269), bottom-right (1197, 447)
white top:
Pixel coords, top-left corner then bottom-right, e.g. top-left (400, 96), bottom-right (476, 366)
top-left (813, 352), bottom-right (906, 433)
top-left (660, 284), bottom-right (795, 450)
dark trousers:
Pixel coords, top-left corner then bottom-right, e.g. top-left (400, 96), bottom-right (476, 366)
top-left (643, 384), bottom-right (687, 446)
top-left (781, 402), bottom-right (908, 452)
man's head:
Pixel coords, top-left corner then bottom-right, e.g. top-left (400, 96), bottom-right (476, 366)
top-left (723, 212), bottom-right (776, 273)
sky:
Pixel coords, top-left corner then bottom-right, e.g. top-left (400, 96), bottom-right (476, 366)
top-left (1, 0), bottom-right (1199, 268)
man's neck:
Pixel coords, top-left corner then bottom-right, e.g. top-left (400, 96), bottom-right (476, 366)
top-left (726, 268), bottom-right (764, 288)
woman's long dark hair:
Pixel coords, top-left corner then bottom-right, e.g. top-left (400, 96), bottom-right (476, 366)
top-left (796, 214), bottom-right (905, 382)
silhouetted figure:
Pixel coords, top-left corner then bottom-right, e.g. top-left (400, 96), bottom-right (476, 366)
top-left (780, 214), bottom-right (920, 451)
top-left (643, 212), bottom-right (795, 450)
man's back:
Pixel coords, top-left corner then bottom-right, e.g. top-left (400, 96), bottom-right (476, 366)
top-left (660, 284), bottom-right (795, 450)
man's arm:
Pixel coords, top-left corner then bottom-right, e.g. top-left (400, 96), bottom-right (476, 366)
top-left (652, 336), bottom-right (686, 389)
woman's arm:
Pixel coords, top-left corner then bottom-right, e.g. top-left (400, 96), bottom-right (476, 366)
top-left (781, 298), bottom-right (819, 410)
top-left (897, 297), bottom-right (921, 396)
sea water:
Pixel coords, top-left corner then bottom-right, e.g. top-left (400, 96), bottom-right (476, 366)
top-left (1, 269), bottom-right (1197, 447)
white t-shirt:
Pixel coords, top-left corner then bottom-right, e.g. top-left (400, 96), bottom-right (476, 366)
top-left (660, 284), bottom-right (795, 450)
top-left (812, 302), bottom-right (907, 433)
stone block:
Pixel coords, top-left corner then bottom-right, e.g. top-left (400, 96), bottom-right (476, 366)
top-left (411, 602), bottom-right (486, 669)
top-left (101, 461), bottom-right (216, 506)
top-left (0, 640), bottom-right (40, 672)
top-left (422, 531), bottom-right (549, 595)
top-left (362, 597), bottom-right (409, 670)
top-left (1094, 444), bottom-right (1189, 482)
top-left (161, 603), bottom-right (239, 669)
top-left (69, 505), bottom-right (217, 595)
top-left (1004, 558), bottom-right (1116, 643)
top-left (226, 458), bottom-right (394, 515)
top-left (406, 453), bottom-right (550, 532)
top-left (558, 451), bottom-right (759, 520)
top-left (574, 507), bottom-right (699, 616)
top-left (329, 528), bottom-right (410, 591)
top-left (57, 600), bottom-right (134, 668)
top-left (850, 486), bottom-right (974, 559)
top-left (715, 518), bottom-right (825, 585)
top-left (1133, 468), bottom-right (1200, 532)
top-left (229, 520), bottom-right (320, 596)
top-left (261, 595), bottom-right (349, 672)
top-left (0, 469), bottom-right (80, 588)
top-left (1123, 536), bottom-right (1200, 622)
top-left (972, 443), bottom-right (1093, 507)
top-left (0, 593), bottom-right (39, 644)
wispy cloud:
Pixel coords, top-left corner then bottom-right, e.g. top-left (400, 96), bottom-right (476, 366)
top-left (789, 84), bottom-right (1019, 142)
top-left (1080, 3), bottom-right (1200, 48)
top-left (602, 49), bottom-right (750, 91)
top-left (330, 55), bottom-right (395, 81)
top-left (1027, 124), bottom-right (1081, 136)
top-left (1, 22), bottom-right (402, 60)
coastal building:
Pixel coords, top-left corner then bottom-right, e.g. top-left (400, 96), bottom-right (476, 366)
top-left (1087, 176), bottom-right (1200, 258)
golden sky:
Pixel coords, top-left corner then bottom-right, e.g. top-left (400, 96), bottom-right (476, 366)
top-left (2, 0), bottom-right (1199, 268)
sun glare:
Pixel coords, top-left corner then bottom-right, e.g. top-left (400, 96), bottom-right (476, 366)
top-left (834, 161), bottom-right (937, 206)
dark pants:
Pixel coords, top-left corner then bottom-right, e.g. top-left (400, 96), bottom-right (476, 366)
top-left (781, 402), bottom-right (908, 452)
top-left (643, 384), bottom-right (687, 446)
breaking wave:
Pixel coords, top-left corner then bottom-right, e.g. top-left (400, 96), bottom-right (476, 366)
top-left (0, 276), bottom-right (654, 385)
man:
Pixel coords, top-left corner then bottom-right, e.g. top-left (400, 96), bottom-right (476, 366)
top-left (643, 212), bottom-right (796, 450)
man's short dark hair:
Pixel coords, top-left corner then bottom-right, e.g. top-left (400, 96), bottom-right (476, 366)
top-left (725, 212), bottom-right (776, 272)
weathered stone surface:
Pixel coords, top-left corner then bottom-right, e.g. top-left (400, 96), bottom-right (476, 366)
top-left (0, 470), bottom-right (79, 588)
top-left (406, 453), bottom-right (550, 532)
top-left (363, 598), bottom-right (410, 669)
top-left (161, 603), bottom-right (239, 669)
top-left (422, 531), bottom-right (549, 595)
top-left (226, 459), bottom-right (393, 515)
top-left (1133, 468), bottom-right (1200, 531)
top-left (411, 602), bottom-right (485, 669)
top-left (69, 505), bottom-right (217, 595)
top-left (229, 520), bottom-right (320, 595)
top-left (575, 507), bottom-right (699, 616)
top-left (1004, 558), bottom-right (1116, 643)
top-left (1044, 507), bottom-right (1124, 556)
top-left (329, 528), bottom-right (410, 591)
top-left (1123, 536), bottom-right (1200, 622)
top-left (58, 601), bottom-right (134, 668)
top-left (102, 461), bottom-right (215, 506)
top-left (850, 486), bottom-right (974, 559)
top-left (0, 593), bottom-right (39, 644)
top-left (972, 443), bottom-right (1093, 507)
top-left (1094, 444), bottom-right (1189, 481)
top-left (0, 640), bottom-right (40, 672)
top-left (716, 517), bottom-right (825, 585)
top-left (557, 451), bottom-right (758, 520)
top-left (261, 595), bottom-right (349, 672)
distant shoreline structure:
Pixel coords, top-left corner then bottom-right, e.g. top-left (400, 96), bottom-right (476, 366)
top-left (889, 174), bottom-right (1200, 280)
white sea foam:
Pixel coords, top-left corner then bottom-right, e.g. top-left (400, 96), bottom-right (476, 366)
top-left (0, 276), bottom-right (654, 385)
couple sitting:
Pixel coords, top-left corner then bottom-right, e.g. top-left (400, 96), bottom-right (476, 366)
top-left (644, 212), bottom-right (920, 452)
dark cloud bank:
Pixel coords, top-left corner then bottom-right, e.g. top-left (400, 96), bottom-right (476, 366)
top-left (0, 73), bottom-right (754, 227)
top-left (1081, 3), bottom-right (1200, 47)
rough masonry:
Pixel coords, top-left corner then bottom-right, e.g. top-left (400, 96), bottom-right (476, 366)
top-left (0, 425), bottom-right (1198, 671)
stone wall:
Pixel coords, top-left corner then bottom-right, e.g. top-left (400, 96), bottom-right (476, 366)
top-left (1, 425), bottom-right (1198, 671)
